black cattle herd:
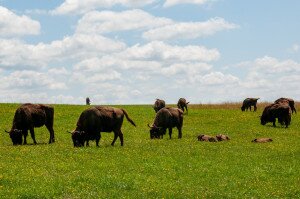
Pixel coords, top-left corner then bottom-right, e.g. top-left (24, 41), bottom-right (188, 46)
top-left (4, 97), bottom-right (296, 146)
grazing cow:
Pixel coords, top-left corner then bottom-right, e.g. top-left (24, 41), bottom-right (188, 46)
top-left (177, 98), bottom-right (189, 114)
top-left (153, 99), bottom-right (165, 113)
top-left (241, 98), bottom-right (259, 111)
top-left (71, 106), bottom-right (136, 147)
top-left (197, 134), bottom-right (218, 142)
top-left (148, 107), bottom-right (183, 139)
top-left (252, 138), bottom-right (273, 143)
top-left (5, 103), bottom-right (55, 145)
top-left (260, 103), bottom-right (291, 128)
top-left (275, 97), bottom-right (296, 114)
top-left (216, 134), bottom-right (230, 141)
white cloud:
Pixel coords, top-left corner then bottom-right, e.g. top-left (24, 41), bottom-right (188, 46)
top-left (197, 72), bottom-right (239, 85)
top-left (119, 41), bottom-right (220, 62)
top-left (254, 56), bottom-right (300, 74)
top-left (163, 0), bottom-right (212, 7)
top-left (0, 6), bottom-right (40, 37)
top-left (76, 9), bottom-right (173, 34)
top-left (0, 34), bottom-right (125, 69)
top-left (161, 62), bottom-right (212, 76)
top-left (292, 44), bottom-right (299, 52)
top-left (143, 17), bottom-right (238, 41)
top-left (51, 0), bottom-right (156, 15)
top-left (0, 70), bottom-right (67, 90)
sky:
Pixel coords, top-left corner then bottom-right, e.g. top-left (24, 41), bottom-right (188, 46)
top-left (0, 0), bottom-right (300, 104)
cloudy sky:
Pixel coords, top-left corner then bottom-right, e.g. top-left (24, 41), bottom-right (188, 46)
top-left (0, 0), bottom-right (299, 104)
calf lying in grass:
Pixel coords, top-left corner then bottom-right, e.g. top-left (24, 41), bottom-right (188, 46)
top-left (252, 138), bottom-right (273, 143)
top-left (198, 134), bottom-right (230, 142)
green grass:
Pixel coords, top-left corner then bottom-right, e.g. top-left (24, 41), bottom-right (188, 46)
top-left (0, 103), bottom-right (299, 198)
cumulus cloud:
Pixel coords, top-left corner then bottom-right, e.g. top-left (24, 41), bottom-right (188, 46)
top-left (118, 41), bottom-right (220, 62)
top-left (76, 9), bottom-right (173, 34)
top-left (51, 0), bottom-right (156, 15)
top-left (0, 34), bottom-right (125, 69)
top-left (253, 56), bottom-right (300, 74)
top-left (163, 0), bottom-right (212, 7)
top-left (143, 17), bottom-right (238, 41)
top-left (0, 70), bottom-right (67, 90)
top-left (0, 6), bottom-right (40, 37)
top-left (75, 10), bottom-right (237, 41)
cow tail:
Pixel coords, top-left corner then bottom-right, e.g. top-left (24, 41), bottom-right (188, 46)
top-left (122, 109), bottom-right (136, 127)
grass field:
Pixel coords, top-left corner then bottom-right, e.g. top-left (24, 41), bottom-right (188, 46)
top-left (0, 103), bottom-right (300, 198)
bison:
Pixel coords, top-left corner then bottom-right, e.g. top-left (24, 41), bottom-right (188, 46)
top-left (260, 103), bottom-right (291, 128)
top-left (275, 97), bottom-right (296, 114)
top-left (241, 98), bottom-right (259, 111)
top-left (5, 103), bottom-right (55, 145)
top-left (252, 138), bottom-right (273, 143)
top-left (153, 99), bottom-right (166, 113)
top-left (197, 134), bottom-right (218, 142)
top-left (71, 106), bottom-right (136, 147)
top-left (148, 107), bottom-right (183, 139)
top-left (177, 98), bottom-right (189, 114)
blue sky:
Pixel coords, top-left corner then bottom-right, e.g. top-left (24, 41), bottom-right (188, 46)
top-left (0, 0), bottom-right (299, 104)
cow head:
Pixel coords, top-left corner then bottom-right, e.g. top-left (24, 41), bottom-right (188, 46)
top-left (6, 129), bottom-right (23, 145)
top-left (147, 124), bottom-right (162, 139)
top-left (71, 130), bottom-right (87, 147)
top-left (260, 116), bottom-right (267, 125)
top-left (241, 106), bottom-right (245, 111)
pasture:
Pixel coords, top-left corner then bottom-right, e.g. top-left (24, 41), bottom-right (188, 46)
top-left (0, 103), bottom-right (299, 198)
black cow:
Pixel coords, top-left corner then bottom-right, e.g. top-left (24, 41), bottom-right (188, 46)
top-left (6, 103), bottom-right (55, 145)
top-left (71, 106), bottom-right (136, 147)
top-left (153, 99), bottom-right (166, 113)
top-left (177, 98), bottom-right (189, 114)
top-left (275, 97), bottom-right (296, 114)
top-left (241, 98), bottom-right (259, 111)
top-left (148, 107), bottom-right (183, 139)
top-left (260, 103), bottom-right (291, 128)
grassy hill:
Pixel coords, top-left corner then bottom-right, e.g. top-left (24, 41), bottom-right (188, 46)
top-left (0, 103), bottom-right (299, 198)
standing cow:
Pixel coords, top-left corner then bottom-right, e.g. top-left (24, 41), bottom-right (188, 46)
top-left (71, 106), bottom-right (136, 147)
top-left (241, 98), bottom-right (259, 112)
top-left (274, 97), bottom-right (296, 114)
top-left (260, 103), bottom-right (291, 128)
top-left (5, 103), bottom-right (55, 145)
top-left (148, 107), bottom-right (183, 139)
top-left (177, 98), bottom-right (189, 114)
top-left (153, 99), bottom-right (166, 113)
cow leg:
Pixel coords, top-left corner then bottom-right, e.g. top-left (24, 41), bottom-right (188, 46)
top-left (23, 130), bottom-right (28, 145)
top-left (46, 125), bottom-right (55, 143)
top-left (168, 128), bottom-right (172, 139)
top-left (272, 119), bottom-right (276, 127)
top-left (95, 133), bottom-right (101, 147)
top-left (254, 105), bottom-right (257, 112)
top-left (29, 128), bottom-right (37, 144)
top-left (119, 131), bottom-right (124, 146)
top-left (284, 117), bottom-right (289, 128)
top-left (176, 125), bottom-right (183, 139)
top-left (111, 130), bottom-right (119, 146)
